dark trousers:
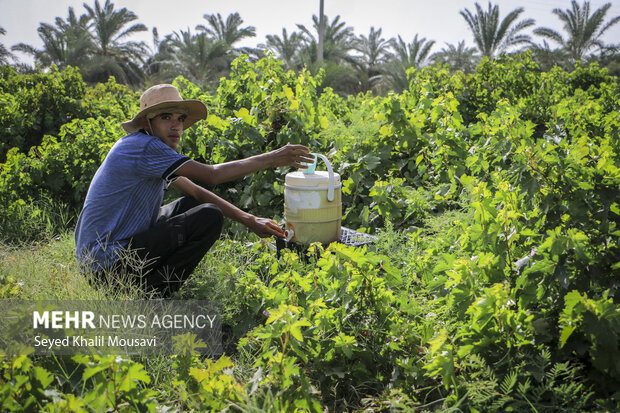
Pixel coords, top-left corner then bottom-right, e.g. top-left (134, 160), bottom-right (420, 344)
top-left (121, 196), bottom-right (223, 296)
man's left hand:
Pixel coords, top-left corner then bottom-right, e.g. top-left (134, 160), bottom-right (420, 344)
top-left (247, 215), bottom-right (285, 238)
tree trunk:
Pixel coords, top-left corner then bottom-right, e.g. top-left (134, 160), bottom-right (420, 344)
top-left (318, 0), bottom-right (325, 63)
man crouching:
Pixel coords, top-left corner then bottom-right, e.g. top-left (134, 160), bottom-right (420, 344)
top-left (75, 84), bottom-right (313, 296)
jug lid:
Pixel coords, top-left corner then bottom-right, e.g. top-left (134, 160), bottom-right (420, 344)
top-left (285, 170), bottom-right (341, 187)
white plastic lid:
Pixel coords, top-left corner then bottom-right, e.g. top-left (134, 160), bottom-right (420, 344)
top-left (285, 170), bottom-right (341, 187)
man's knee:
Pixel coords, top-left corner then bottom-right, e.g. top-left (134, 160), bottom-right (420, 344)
top-left (194, 203), bottom-right (224, 234)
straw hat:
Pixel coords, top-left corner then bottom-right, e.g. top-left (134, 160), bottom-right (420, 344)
top-left (121, 84), bottom-right (208, 133)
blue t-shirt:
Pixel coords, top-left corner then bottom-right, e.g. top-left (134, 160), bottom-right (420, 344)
top-left (75, 132), bottom-right (190, 270)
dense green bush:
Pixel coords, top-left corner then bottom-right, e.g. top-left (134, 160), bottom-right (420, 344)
top-left (0, 53), bottom-right (618, 410)
top-left (1, 66), bottom-right (85, 161)
top-left (0, 70), bottom-right (131, 241)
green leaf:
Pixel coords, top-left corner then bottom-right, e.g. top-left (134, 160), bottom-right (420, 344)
top-left (32, 366), bottom-right (53, 389)
top-left (83, 365), bottom-right (106, 381)
top-left (290, 325), bottom-right (303, 341)
top-left (319, 116), bottom-right (329, 129)
top-left (360, 153), bottom-right (381, 170)
top-left (125, 363), bottom-right (150, 385)
top-left (289, 320), bottom-right (311, 342)
top-left (559, 324), bottom-right (577, 348)
top-left (333, 333), bottom-right (356, 358)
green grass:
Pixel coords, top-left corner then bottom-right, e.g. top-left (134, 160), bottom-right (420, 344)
top-left (0, 233), bottom-right (153, 300)
top-left (0, 233), bottom-right (92, 300)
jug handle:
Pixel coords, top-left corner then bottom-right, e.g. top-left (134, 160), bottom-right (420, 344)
top-left (315, 153), bottom-right (335, 202)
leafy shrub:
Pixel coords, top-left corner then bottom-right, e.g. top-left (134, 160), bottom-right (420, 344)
top-left (0, 53), bottom-right (618, 410)
top-left (0, 66), bottom-right (87, 161)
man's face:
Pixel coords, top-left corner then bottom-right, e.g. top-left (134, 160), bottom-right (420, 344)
top-left (145, 112), bottom-right (186, 150)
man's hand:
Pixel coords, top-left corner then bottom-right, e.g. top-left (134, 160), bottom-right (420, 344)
top-left (246, 215), bottom-right (285, 238)
top-left (268, 143), bottom-right (314, 168)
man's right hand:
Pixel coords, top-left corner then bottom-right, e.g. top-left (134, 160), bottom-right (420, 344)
top-left (267, 143), bottom-right (314, 169)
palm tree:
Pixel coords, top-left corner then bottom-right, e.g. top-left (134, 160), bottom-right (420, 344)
top-left (460, 2), bottom-right (535, 58)
top-left (431, 41), bottom-right (480, 74)
top-left (156, 29), bottom-right (229, 85)
top-left (144, 27), bottom-right (171, 82)
top-left (317, 0), bottom-right (325, 62)
top-left (0, 27), bottom-right (14, 65)
top-left (11, 8), bottom-right (93, 69)
top-left (297, 14), bottom-right (355, 65)
top-left (529, 40), bottom-right (570, 71)
top-left (391, 34), bottom-right (435, 68)
top-left (534, 1), bottom-right (620, 63)
top-left (295, 14), bottom-right (358, 94)
top-left (354, 27), bottom-right (392, 71)
top-left (352, 27), bottom-right (393, 93)
top-left (196, 12), bottom-right (256, 57)
top-left (381, 34), bottom-right (435, 92)
top-left (597, 45), bottom-right (620, 82)
top-left (82, 0), bottom-right (148, 85)
top-left (262, 28), bottom-right (303, 70)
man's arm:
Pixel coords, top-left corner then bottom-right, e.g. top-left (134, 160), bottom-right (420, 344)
top-left (171, 177), bottom-right (285, 238)
top-left (175, 143), bottom-right (313, 186)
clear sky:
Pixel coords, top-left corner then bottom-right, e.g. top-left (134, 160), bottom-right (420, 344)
top-left (1, 0), bottom-right (619, 64)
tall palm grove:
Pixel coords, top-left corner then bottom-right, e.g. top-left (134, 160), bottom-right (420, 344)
top-left (1, 0), bottom-right (619, 94)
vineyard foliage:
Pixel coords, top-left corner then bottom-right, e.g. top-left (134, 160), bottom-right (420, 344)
top-left (0, 53), bottom-right (619, 410)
